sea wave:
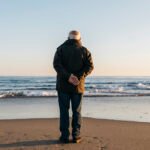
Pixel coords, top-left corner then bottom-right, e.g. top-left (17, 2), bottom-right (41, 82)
top-left (137, 83), bottom-right (150, 89)
top-left (0, 91), bottom-right (57, 98)
top-left (1, 76), bottom-right (150, 98)
top-left (1, 90), bottom-right (150, 98)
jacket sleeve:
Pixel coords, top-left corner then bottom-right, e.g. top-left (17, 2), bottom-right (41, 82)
top-left (76, 48), bottom-right (94, 78)
top-left (53, 48), bottom-right (71, 80)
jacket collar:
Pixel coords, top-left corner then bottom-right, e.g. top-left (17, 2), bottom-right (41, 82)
top-left (64, 39), bottom-right (82, 47)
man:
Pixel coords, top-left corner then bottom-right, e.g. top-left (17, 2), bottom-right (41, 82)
top-left (53, 30), bottom-right (94, 143)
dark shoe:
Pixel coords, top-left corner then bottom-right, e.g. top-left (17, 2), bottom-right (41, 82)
top-left (72, 136), bottom-right (82, 143)
top-left (59, 136), bottom-right (69, 144)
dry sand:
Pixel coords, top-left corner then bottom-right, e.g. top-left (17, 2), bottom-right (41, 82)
top-left (0, 118), bottom-right (150, 150)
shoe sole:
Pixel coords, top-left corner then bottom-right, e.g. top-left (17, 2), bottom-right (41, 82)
top-left (73, 138), bottom-right (82, 143)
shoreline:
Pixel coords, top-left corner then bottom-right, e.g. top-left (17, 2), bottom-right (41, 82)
top-left (1, 94), bottom-right (150, 99)
top-left (0, 118), bottom-right (150, 150)
top-left (1, 117), bottom-right (150, 124)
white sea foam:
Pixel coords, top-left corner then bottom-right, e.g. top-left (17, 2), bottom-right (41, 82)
top-left (137, 83), bottom-right (150, 89)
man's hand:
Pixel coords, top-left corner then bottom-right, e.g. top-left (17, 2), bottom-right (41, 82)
top-left (68, 74), bottom-right (80, 86)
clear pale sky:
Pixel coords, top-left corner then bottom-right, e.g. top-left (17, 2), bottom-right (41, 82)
top-left (0, 0), bottom-right (150, 76)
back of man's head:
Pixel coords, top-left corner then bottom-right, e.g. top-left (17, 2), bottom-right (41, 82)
top-left (68, 30), bottom-right (81, 40)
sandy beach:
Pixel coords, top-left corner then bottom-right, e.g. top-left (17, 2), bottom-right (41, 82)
top-left (0, 118), bottom-right (150, 150)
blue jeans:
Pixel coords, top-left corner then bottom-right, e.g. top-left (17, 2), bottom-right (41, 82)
top-left (58, 91), bottom-right (83, 138)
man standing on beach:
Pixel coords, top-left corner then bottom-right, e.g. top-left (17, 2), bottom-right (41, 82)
top-left (53, 30), bottom-right (94, 143)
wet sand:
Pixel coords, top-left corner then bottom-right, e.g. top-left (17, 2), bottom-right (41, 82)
top-left (0, 118), bottom-right (150, 150)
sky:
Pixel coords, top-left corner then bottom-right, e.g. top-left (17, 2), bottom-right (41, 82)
top-left (0, 0), bottom-right (150, 76)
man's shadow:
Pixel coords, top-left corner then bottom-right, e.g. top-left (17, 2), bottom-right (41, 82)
top-left (0, 139), bottom-right (63, 148)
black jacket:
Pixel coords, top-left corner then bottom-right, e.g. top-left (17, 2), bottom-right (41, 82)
top-left (53, 39), bottom-right (94, 93)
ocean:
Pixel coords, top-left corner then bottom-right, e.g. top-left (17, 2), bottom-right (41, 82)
top-left (0, 76), bottom-right (150, 98)
top-left (0, 76), bottom-right (150, 122)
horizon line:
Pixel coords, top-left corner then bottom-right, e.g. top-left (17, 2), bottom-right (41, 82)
top-left (0, 75), bottom-right (150, 77)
